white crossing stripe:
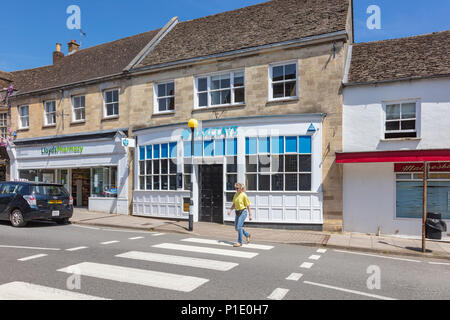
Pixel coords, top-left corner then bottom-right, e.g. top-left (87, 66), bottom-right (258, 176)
top-left (429, 261), bottom-right (450, 266)
top-left (129, 237), bottom-right (144, 240)
top-left (66, 247), bottom-right (88, 252)
top-left (317, 249), bottom-right (327, 254)
top-left (304, 281), bottom-right (397, 300)
top-left (267, 288), bottom-right (289, 300)
top-left (286, 273), bottom-right (303, 281)
top-left (153, 243), bottom-right (259, 259)
top-left (0, 245), bottom-right (60, 251)
top-left (116, 251), bottom-right (238, 271)
top-left (0, 282), bottom-right (108, 300)
top-left (58, 262), bottom-right (209, 293)
top-left (151, 233), bottom-right (165, 237)
top-left (18, 254), bottom-right (48, 262)
top-left (181, 238), bottom-right (274, 250)
top-left (300, 262), bottom-right (314, 269)
top-left (101, 241), bottom-right (120, 245)
top-left (333, 250), bottom-right (421, 263)
top-left (309, 255), bottom-right (321, 260)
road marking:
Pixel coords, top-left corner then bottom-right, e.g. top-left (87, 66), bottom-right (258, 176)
top-left (129, 237), bottom-right (145, 240)
top-left (153, 243), bottom-right (259, 259)
top-left (116, 251), bottom-right (239, 271)
top-left (71, 225), bottom-right (101, 230)
top-left (317, 249), bottom-right (327, 253)
top-left (181, 238), bottom-right (274, 250)
top-left (152, 233), bottom-right (165, 237)
top-left (0, 245), bottom-right (60, 251)
top-left (300, 262), bottom-right (314, 269)
top-left (333, 249), bottom-right (421, 263)
top-left (309, 255), bottom-right (321, 260)
top-left (0, 282), bottom-right (108, 300)
top-left (429, 261), bottom-right (450, 266)
top-left (18, 254), bottom-right (48, 262)
top-left (100, 241), bottom-right (120, 245)
top-left (304, 281), bottom-right (397, 300)
top-left (66, 247), bottom-right (88, 252)
top-left (58, 262), bottom-right (209, 293)
top-left (286, 273), bottom-right (303, 281)
top-left (267, 288), bottom-right (289, 300)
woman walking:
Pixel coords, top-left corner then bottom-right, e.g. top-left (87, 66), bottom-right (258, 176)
top-left (227, 182), bottom-right (252, 247)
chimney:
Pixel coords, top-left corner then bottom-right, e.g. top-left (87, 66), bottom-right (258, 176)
top-left (53, 43), bottom-right (64, 64)
top-left (68, 40), bottom-right (80, 55)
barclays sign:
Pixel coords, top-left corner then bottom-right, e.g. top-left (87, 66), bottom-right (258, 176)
top-left (181, 126), bottom-right (239, 140)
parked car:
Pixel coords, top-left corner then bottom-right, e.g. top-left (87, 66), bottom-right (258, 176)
top-left (0, 181), bottom-right (73, 227)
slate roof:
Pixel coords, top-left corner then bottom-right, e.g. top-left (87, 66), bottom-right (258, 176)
top-left (136, 0), bottom-right (350, 68)
top-left (0, 71), bottom-right (13, 90)
top-left (10, 29), bottom-right (160, 95)
top-left (347, 30), bottom-right (450, 85)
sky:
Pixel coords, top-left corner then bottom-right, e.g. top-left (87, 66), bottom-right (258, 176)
top-left (1, 0), bottom-right (449, 72)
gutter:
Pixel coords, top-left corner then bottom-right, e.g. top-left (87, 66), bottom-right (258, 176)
top-left (343, 73), bottom-right (450, 88)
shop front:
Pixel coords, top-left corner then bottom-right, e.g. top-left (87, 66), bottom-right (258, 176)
top-left (133, 114), bottom-right (324, 229)
top-left (8, 129), bottom-right (129, 215)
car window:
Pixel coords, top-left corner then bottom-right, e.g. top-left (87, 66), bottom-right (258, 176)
top-left (0, 183), bottom-right (19, 194)
top-left (32, 185), bottom-right (68, 197)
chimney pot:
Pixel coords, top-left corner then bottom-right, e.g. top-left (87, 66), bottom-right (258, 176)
top-left (53, 43), bottom-right (64, 64)
top-left (68, 40), bottom-right (80, 55)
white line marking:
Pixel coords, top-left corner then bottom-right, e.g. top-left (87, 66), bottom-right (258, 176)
top-left (129, 237), bottom-right (144, 240)
top-left (153, 243), bottom-right (259, 259)
top-left (304, 281), bottom-right (397, 300)
top-left (151, 233), bottom-right (165, 236)
top-left (71, 225), bottom-right (101, 230)
top-left (267, 288), bottom-right (289, 300)
top-left (66, 247), bottom-right (88, 252)
top-left (286, 273), bottom-right (303, 281)
top-left (100, 241), bottom-right (120, 245)
top-left (333, 250), bottom-right (421, 263)
top-left (0, 245), bottom-right (60, 251)
top-left (18, 254), bottom-right (48, 262)
top-left (309, 255), bottom-right (321, 260)
top-left (116, 251), bottom-right (239, 271)
top-left (317, 249), bottom-right (327, 253)
top-left (58, 262), bottom-right (209, 293)
top-left (181, 238), bottom-right (274, 250)
top-left (0, 282), bottom-right (108, 300)
top-left (429, 261), bottom-right (450, 266)
top-left (300, 262), bottom-right (314, 269)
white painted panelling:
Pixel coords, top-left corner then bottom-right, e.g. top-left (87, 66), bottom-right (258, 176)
top-left (133, 191), bottom-right (190, 219)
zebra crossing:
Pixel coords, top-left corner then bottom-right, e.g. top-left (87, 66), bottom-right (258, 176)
top-left (0, 236), bottom-right (275, 300)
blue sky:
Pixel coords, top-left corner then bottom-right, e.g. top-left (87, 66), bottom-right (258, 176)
top-left (1, 0), bottom-right (449, 72)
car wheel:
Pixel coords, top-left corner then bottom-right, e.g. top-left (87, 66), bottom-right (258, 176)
top-left (10, 209), bottom-right (27, 228)
top-left (54, 218), bottom-right (70, 225)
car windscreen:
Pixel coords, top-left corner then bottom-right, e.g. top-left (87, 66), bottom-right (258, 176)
top-left (32, 185), bottom-right (69, 197)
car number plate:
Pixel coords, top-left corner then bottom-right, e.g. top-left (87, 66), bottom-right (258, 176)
top-left (49, 200), bottom-right (63, 204)
top-left (52, 211), bottom-right (60, 217)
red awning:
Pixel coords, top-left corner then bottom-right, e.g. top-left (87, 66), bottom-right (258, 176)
top-left (336, 149), bottom-right (450, 164)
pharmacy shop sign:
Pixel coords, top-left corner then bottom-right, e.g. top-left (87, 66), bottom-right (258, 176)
top-left (41, 145), bottom-right (84, 156)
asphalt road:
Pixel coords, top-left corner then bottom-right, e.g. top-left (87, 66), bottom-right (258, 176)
top-left (0, 219), bottom-right (449, 301)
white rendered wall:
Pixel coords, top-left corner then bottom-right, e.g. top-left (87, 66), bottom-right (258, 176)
top-left (343, 78), bottom-right (450, 152)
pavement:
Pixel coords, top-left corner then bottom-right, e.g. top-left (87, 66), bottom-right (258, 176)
top-left (70, 208), bottom-right (450, 261)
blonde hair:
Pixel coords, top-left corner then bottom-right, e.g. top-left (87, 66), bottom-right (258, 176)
top-left (234, 182), bottom-right (246, 192)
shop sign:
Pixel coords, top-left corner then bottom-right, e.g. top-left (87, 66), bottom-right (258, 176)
top-left (122, 138), bottom-right (136, 148)
top-left (181, 126), bottom-right (239, 140)
top-left (395, 162), bottom-right (450, 173)
top-left (41, 145), bottom-right (84, 156)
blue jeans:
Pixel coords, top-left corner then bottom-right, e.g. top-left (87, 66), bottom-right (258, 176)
top-left (234, 210), bottom-right (249, 244)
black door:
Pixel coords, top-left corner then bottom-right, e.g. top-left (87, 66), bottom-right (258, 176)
top-left (199, 165), bottom-right (223, 223)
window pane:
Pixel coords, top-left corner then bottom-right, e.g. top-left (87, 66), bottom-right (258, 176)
top-left (234, 72), bottom-right (244, 87)
top-left (146, 160), bottom-right (152, 175)
top-left (221, 90), bottom-right (231, 104)
top-left (161, 159), bottom-right (168, 174)
top-left (227, 156), bottom-right (237, 173)
top-left (113, 103), bottom-right (119, 115)
top-left (273, 83), bottom-right (284, 98)
top-left (285, 155), bottom-right (298, 172)
top-left (158, 84), bottom-right (166, 97)
top-left (285, 174), bottom-right (297, 191)
top-left (285, 64), bottom-right (296, 80)
top-left (272, 155), bottom-right (284, 173)
top-left (299, 174), bottom-right (311, 191)
top-left (258, 155), bottom-right (270, 173)
top-left (258, 175), bottom-right (270, 191)
top-left (285, 81), bottom-right (296, 97)
top-left (158, 98), bottom-right (167, 112)
top-left (140, 176), bottom-right (145, 190)
top-left (401, 120), bottom-right (416, 131)
top-left (386, 104), bottom-right (400, 120)
top-left (234, 88), bottom-right (245, 103)
top-left (226, 174), bottom-right (237, 191)
top-left (246, 156), bottom-right (258, 173)
top-left (220, 76), bottom-right (230, 89)
top-left (169, 159), bottom-right (177, 174)
top-left (107, 104), bottom-right (114, 116)
top-left (401, 103), bottom-right (416, 119)
top-left (168, 97), bottom-right (175, 110)
top-left (211, 91), bottom-right (221, 105)
top-left (272, 66), bottom-right (283, 82)
top-left (184, 163), bottom-right (192, 174)
top-left (139, 161), bottom-right (145, 175)
top-left (184, 175), bottom-right (192, 191)
top-left (198, 78), bottom-right (207, 92)
top-left (112, 90), bottom-right (118, 102)
top-left (198, 93), bottom-right (208, 107)
top-left (386, 121), bottom-right (400, 131)
top-left (167, 82), bottom-right (174, 96)
top-left (169, 175), bottom-right (177, 190)
top-left (299, 155), bottom-right (311, 172)
top-left (105, 91), bottom-right (113, 103)
top-left (161, 175), bottom-right (168, 190)
top-left (272, 174), bottom-right (284, 191)
top-left (153, 160), bottom-right (160, 174)
top-left (146, 176), bottom-right (152, 190)
top-left (246, 174), bottom-right (257, 191)
top-left (211, 75), bottom-right (221, 90)
top-left (153, 176), bottom-right (160, 190)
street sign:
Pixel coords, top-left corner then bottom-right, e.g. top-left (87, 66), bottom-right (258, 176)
top-left (122, 138), bottom-right (136, 148)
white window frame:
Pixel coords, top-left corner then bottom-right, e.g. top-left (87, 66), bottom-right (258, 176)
top-left (154, 81), bottom-right (175, 114)
top-left (18, 105), bottom-right (29, 129)
top-left (383, 100), bottom-right (419, 139)
top-left (268, 61), bottom-right (298, 101)
top-left (72, 95), bottom-right (86, 122)
top-left (44, 100), bottom-right (56, 126)
top-left (194, 70), bottom-right (245, 109)
top-left (0, 113), bottom-right (7, 138)
top-left (103, 89), bottom-right (119, 118)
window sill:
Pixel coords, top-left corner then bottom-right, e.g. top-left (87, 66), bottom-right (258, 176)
top-left (42, 124), bottom-right (56, 129)
top-left (101, 116), bottom-right (119, 122)
top-left (17, 127), bottom-right (29, 132)
top-left (71, 120), bottom-right (86, 125)
top-left (381, 137), bottom-right (421, 142)
top-left (193, 103), bottom-right (245, 112)
top-left (153, 111), bottom-right (175, 116)
top-left (266, 97), bottom-right (299, 105)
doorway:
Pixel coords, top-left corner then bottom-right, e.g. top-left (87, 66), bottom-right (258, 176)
top-left (198, 164), bottom-right (224, 223)
top-left (72, 169), bottom-right (90, 207)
